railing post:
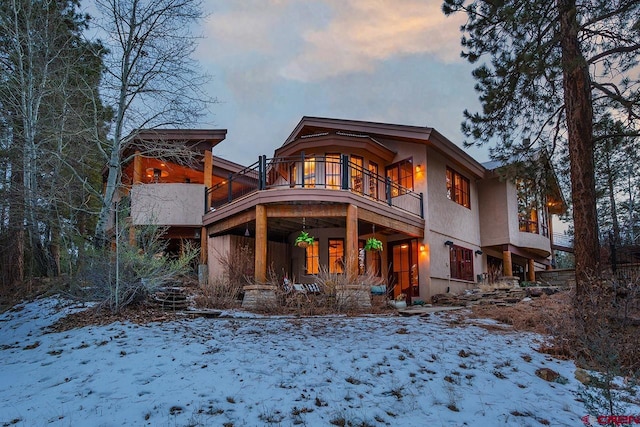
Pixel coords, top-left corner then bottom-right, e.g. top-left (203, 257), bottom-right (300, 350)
top-left (227, 173), bottom-right (233, 203)
top-left (385, 177), bottom-right (392, 206)
top-left (300, 151), bottom-right (305, 188)
top-left (341, 154), bottom-right (349, 190)
top-left (261, 155), bottom-right (267, 190)
top-left (419, 192), bottom-right (424, 219)
top-left (258, 155), bottom-right (264, 190)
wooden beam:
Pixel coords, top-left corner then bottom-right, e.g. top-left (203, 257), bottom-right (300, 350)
top-left (255, 205), bottom-right (267, 283)
top-left (133, 151), bottom-right (143, 184)
top-left (200, 226), bottom-right (207, 264)
top-left (527, 259), bottom-right (535, 282)
top-left (346, 204), bottom-right (358, 278)
top-left (266, 204), bottom-right (347, 218)
top-left (358, 209), bottom-right (424, 237)
top-left (203, 149), bottom-right (213, 187)
top-left (206, 211), bottom-right (256, 235)
top-left (502, 249), bottom-right (513, 277)
top-left (204, 149), bottom-right (213, 210)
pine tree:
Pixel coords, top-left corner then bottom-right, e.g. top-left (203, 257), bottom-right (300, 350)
top-left (442, 0), bottom-right (640, 292)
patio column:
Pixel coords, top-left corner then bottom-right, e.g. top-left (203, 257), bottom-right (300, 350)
top-left (201, 149), bottom-right (213, 265)
top-left (346, 204), bottom-right (358, 277)
top-left (527, 259), bottom-right (536, 282)
top-left (133, 150), bottom-right (143, 184)
top-left (502, 248), bottom-right (513, 277)
top-left (255, 204), bottom-right (268, 283)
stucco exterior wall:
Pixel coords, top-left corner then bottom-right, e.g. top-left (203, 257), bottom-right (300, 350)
top-left (478, 176), bottom-right (511, 246)
top-left (131, 183), bottom-right (205, 226)
top-left (207, 235), bottom-right (288, 285)
top-left (478, 177), bottom-right (551, 255)
top-left (426, 148), bottom-right (483, 294)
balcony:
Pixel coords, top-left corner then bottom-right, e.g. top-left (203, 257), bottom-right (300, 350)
top-left (131, 183), bottom-right (206, 226)
top-left (205, 155), bottom-right (424, 219)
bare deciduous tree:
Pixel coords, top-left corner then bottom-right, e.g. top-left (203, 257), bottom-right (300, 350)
top-left (93, 0), bottom-right (214, 246)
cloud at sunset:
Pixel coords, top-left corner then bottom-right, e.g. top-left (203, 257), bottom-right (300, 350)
top-left (280, 0), bottom-right (466, 81)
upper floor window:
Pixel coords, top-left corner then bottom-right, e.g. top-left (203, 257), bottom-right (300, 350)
top-left (351, 155), bottom-right (364, 194)
top-left (386, 159), bottom-right (413, 197)
top-left (325, 154), bottom-right (341, 189)
top-left (446, 167), bottom-right (470, 208)
top-left (368, 161), bottom-right (379, 199)
top-left (517, 179), bottom-right (549, 237)
top-left (303, 158), bottom-right (316, 188)
top-left (449, 244), bottom-right (473, 281)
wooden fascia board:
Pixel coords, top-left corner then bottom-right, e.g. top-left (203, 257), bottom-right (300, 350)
top-left (203, 188), bottom-right (425, 235)
top-left (274, 134), bottom-right (396, 161)
top-left (284, 116), bottom-right (433, 144)
top-left (206, 210), bottom-right (256, 236)
top-left (266, 204), bottom-right (347, 218)
top-left (135, 129), bottom-right (228, 144)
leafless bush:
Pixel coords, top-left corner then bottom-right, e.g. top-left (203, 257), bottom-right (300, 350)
top-left (196, 244), bottom-right (252, 309)
top-left (75, 225), bottom-right (199, 313)
top-left (574, 274), bottom-right (640, 418)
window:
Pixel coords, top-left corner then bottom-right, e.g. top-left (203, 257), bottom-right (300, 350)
top-left (517, 179), bottom-right (549, 236)
top-left (303, 158), bottom-right (316, 188)
top-left (446, 167), bottom-right (470, 208)
top-left (368, 161), bottom-right (378, 199)
top-left (386, 159), bottom-right (414, 197)
top-left (325, 154), bottom-right (341, 189)
top-left (351, 156), bottom-right (363, 194)
top-left (449, 245), bottom-right (473, 281)
top-left (305, 240), bottom-right (319, 274)
top-left (328, 239), bottom-right (344, 273)
top-left (289, 163), bottom-right (297, 187)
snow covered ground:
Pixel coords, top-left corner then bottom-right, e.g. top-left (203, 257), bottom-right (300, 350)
top-left (0, 298), bottom-right (637, 426)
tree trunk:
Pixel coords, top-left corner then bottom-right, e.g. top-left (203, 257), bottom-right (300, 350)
top-left (558, 0), bottom-right (600, 292)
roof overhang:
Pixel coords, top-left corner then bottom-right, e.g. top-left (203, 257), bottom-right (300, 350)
top-left (282, 116), bottom-right (486, 178)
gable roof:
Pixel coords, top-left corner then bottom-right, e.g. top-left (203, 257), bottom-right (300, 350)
top-left (283, 116), bottom-right (486, 178)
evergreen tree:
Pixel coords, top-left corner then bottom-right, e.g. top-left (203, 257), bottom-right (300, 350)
top-left (442, 0), bottom-right (640, 292)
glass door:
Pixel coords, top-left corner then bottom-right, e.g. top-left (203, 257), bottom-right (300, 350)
top-left (389, 240), bottom-right (419, 302)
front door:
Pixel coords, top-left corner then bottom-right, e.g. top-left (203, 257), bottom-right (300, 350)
top-left (389, 240), bottom-right (419, 302)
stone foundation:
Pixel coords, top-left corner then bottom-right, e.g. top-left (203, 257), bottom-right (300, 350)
top-left (242, 284), bottom-right (277, 310)
top-left (336, 284), bottom-right (371, 309)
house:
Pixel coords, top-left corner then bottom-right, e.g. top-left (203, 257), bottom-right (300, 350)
top-left (109, 129), bottom-right (243, 279)
top-left (201, 117), bottom-right (566, 302)
top-left (115, 117), bottom-right (566, 305)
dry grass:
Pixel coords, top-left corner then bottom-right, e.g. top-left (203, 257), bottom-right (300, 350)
top-left (468, 279), bottom-right (640, 374)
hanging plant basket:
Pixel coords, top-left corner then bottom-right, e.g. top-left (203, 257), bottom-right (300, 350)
top-left (295, 231), bottom-right (315, 248)
top-left (364, 237), bottom-right (383, 252)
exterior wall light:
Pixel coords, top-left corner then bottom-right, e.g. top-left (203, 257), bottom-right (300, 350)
top-left (444, 240), bottom-right (454, 246)
top-left (475, 250), bottom-right (483, 255)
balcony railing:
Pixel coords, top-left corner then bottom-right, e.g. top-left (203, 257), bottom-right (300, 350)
top-left (205, 154), bottom-right (424, 218)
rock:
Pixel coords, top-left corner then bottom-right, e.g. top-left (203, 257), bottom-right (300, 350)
top-left (574, 368), bottom-right (592, 385)
top-left (535, 367), bottom-right (560, 382)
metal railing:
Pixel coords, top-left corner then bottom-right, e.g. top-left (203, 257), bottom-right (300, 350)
top-left (205, 154), bottom-right (424, 218)
top-left (552, 232), bottom-right (574, 248)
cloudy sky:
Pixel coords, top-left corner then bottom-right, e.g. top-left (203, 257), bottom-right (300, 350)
top-left (195, 0), bottom-right (486, 166)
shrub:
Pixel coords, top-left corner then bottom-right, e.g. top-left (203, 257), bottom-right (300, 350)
top-left (76, 224), bottom-right (198, 313)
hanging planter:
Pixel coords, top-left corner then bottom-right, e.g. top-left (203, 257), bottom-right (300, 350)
top-left (295, 231), bottom-right (315, 248)
top-left (364, 237), bottom-right (383, 252)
